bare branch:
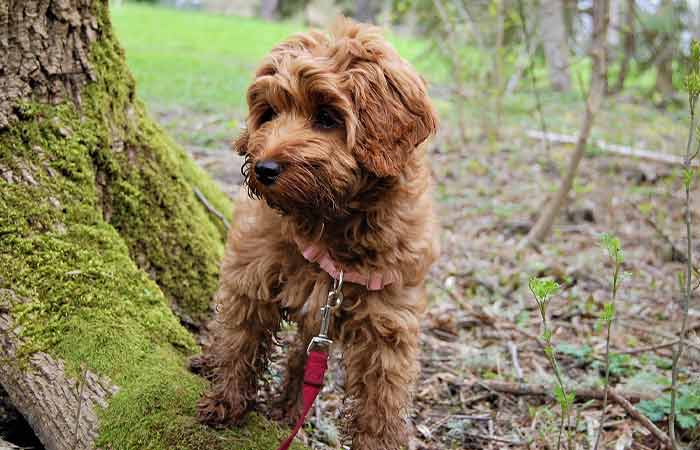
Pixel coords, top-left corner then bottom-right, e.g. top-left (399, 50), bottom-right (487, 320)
top-left (194, 187), bottom-right (231, 229)
top-left (526, 130), bottom-right (699, 167)
top-left (523, 0), bottom-right (610, 245)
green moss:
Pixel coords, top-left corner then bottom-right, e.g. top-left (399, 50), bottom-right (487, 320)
top-left (0, 2), bottom-right (304, 449)
top-left (80, 4), bottom-right (232, 325)
top-left (99, 347), bottom-right (295, 450)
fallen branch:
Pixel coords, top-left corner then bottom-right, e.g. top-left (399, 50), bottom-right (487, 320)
top-left (193, 187), bottom-right (230, 229)
top-left (607, 390), bottom-right (672, 449)
top-left (464, 432), bottom-right (526, 446)
top-left (526, 130), bottom-right (699, 167)
top-left (621, 321), bottom-right (700, 355)
top-left (508, 341), bottom-right (524, 381)
top-left (616, 340), bottom-right (678, 356)
top-left (640, 214), bottom-right (698, 271)
top-left (478, 380), bottom-right (655, 403)
top-left (478, 380), bottom-right (672, 448)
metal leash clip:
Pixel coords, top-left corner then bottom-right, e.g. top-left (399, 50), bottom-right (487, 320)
top-left (307, 270), bottom-right (344, 354)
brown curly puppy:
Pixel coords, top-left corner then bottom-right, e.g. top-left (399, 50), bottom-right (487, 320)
top-left (195, 18), bottom-right (439, 450)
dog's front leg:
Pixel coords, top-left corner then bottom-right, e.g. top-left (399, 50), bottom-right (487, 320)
top-left (340, 289), bottom-right (423, 450)
top-left (196, 287), bottom-right (282, 426)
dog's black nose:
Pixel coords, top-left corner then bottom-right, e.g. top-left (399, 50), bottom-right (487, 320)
top-left (254, 160), bottom-right (282, 185)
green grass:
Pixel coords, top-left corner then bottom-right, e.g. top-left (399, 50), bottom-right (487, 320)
top-left (111, 3), bottom-right (445, 114)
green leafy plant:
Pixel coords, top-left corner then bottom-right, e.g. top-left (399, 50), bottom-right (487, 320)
top-left (529, 277), bottom-right (575, 450)
top-left (670, 39), bottom-right (700, 449)
top-left (593, 233), bottom-right (625, 450)
top-left (623, 371), bottom-right (671, 393)
top-left (639, 385), bottom-right (700, 432)
top-left (591, 353), bottom-right (639, 377)
top-left (556, 343), bottom-right (593, 362)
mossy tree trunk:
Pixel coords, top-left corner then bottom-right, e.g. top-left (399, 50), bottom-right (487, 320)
top-left (0, 1), bottom-right (300, 449)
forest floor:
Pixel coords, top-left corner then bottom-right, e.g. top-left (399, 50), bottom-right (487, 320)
top-left (112, 4), bottom-right (700, 450)
top-left (148, 98), bottom-right (700, 450)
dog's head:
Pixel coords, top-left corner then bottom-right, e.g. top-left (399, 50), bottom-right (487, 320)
top-left (235, 18), bottom-right (437, 219)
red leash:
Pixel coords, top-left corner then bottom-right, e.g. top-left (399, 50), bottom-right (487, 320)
top-left (276, 350), bottom-right (329, 450)
top-left (276, 272), bottom-right (344, 450)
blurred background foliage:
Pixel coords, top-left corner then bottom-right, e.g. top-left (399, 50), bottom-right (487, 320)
top-left (112, 0), bottom-right (697, 150)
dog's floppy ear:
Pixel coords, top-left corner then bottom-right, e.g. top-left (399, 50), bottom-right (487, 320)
top-left (348, 59), bottom-right (438, 177)
top-left (232, 128), bottom-right (250, 156)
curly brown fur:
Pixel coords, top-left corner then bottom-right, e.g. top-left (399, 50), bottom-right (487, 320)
top-left (196, 18), bottom-right (439, 450)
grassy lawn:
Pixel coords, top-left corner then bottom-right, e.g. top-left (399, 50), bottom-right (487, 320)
top-left (111, 3), bottom-right (445, 115)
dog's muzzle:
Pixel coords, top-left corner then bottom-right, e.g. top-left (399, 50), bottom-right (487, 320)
top-left (254, 160), bottom-right (282, 185)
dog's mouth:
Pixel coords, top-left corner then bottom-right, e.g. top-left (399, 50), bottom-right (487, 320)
top-left (241, 155), bottom-right (349, 220)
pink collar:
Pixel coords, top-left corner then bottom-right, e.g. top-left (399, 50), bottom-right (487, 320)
top-left (298, 241), bottom-right (396, 290)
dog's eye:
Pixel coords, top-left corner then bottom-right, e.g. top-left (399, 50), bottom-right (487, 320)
top-left (259, 106), bottom-right (277, 125)
top-left (313, 108), bottom-right (341, 130)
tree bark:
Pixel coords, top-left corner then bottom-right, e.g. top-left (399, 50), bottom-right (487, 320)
top-left (655, 47), bottom-right (675, 99)
top-left (653, 0), bottom-right (677, 102)
top-left (259, 0), bottom-right (279, 21)
top-left (608, 0), bottom-right (635, 95)
top-left (1, 289), bottom-right (117, 449)
top-left (524, 0), bottom-right (609, 244)
top-left (0, 0), bottom-right (96, 128)
top-left (0, 1), bottom-right (298, 449)
top-left (539, 0), bottom-right (572, 92)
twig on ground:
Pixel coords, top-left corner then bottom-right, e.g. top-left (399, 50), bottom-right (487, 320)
top-left (615, 340), bottom-right (679, 355)
top-left (464, 432), bottom-right (526, 446)
top-left (460, 392), bottom-right (493, 407)
top-left (607, 390), bottom-right (672, 449)
top-left (526, 130), bottom-right (699, 167)
top-left (427, 413), bottom-right (490, 421)
top-left (632, 442), bottom-right (656, 450)
top-left (638, 212), bottom-right (699, 271)
top-left (508, 341), bottom-right (524, 381)
top-left (477, 380), bottom-right (655, 403)
top-left (428, 414), bottom-right (454, 433)
top-left (443, 285), bottom-right (546, 349)
top-left (688, 321), bottom-right (700, 333)
top-left (193, 187), bottom-right (230, 229)
top-left (621, 321), bottom-right (700, 355)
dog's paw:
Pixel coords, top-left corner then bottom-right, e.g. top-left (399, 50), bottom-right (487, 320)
top-left (267, 405), bottom-right (290, 424)
top-left (188, 354), bottom-right (214, 379)
top-left (267, 402), bottom-right (300, 427)
top-left (351, 434), bottom-right (404, 450)
top-left (268, 390), bottom-right (302, 426)
top-left (196, 392), bottom-right (251, 427)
